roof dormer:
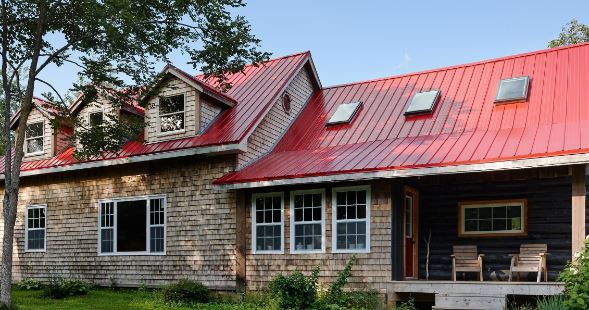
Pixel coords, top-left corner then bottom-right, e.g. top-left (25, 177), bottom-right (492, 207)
top-left (143, 65), bottom-right (234, 144)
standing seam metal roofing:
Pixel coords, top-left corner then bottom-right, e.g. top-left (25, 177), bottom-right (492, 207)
top-left (3, 52), bottom-right (312, 173)
top-left (216, 42), bottom-right (589, 185)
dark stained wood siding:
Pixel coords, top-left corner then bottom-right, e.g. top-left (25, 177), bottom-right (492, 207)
top-left (418, 175), bottom-right (572, 281)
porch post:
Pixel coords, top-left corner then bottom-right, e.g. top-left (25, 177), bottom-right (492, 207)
top-left (391, 180), bottom-right (404, 281)
top-left (236, 190), bottom-right (247, 291)
top-left (571, 164), bottom-right (586, 257)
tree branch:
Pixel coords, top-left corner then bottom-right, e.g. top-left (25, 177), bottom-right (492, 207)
top-left (35, 78), bottom-right (68, 108)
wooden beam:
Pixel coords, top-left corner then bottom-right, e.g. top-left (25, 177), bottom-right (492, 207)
top-left (571, 164), bottom-right (586, 257)
top-left (391, 180), bottom-right (404, 281)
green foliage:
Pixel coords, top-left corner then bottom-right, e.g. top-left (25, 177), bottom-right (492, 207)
top-left (161, 280), bottom-right (210, 305)
top-left (44, 278), bottom-right (90, 299)
top-left (323, 255), bottom-right (357, 305)
top-left (269, 266), bottom-right (320, 309)
top-left (536, 295), bottom-right (567, 310)
top-left (14, 279), bottom-right (44, 291)
top-left (338, 290), bottom-right (382, 310)
top-left (549, 19), bottom-right (589, 48)
top-left (397, 297), bottom-right (417, 310)
top-left (559, 238), bottom-right (589, 309)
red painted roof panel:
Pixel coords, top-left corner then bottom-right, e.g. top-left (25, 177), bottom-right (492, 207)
top-left (217, 43), bottom-right (589, 185)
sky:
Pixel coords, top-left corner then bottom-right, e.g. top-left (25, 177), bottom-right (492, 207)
top-left (36, 0), bottom-right (589, 97)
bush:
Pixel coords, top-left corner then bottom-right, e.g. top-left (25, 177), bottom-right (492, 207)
top-left (15, 279), bottom-right (44, 290)
top-left (162, 279), bottom-right (209, 305)
top-left (44, 278), bottom-right (90, 299)
top-left (559, 238), bottom-right (589, 309)
top-left (536, 295), bottom-right (567, 310)
top-left (340, 290), bottom-right (382, 309)
top-left (269, 266), bottom-right (319, 309)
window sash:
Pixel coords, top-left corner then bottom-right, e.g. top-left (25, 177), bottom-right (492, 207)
top-left (98, 195), bottom-right (166, 255)
top-left (25, 205), bottom-right (46, 252)
top-left (459, 200), bottom-right (526, 236)
top-left (332, 186), bottom-right (371, 253)
top-left (290, 190), bottom-right (325, 254)
top-left (252, 193), bottom-right (283, 254)
top-left (25, 122), bottom-right (44, 154)
top-left (159, 95), bottom-right (185, 133)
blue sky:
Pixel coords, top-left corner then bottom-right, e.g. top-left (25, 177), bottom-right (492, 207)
top-left (37, 0), bottom-right (588, 96)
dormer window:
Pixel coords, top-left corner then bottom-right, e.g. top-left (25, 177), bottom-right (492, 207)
top-left (495, 76), bottom-right (530, 103)
top-left (159, 94), bottom-right (185, 133)
top-left (89, 111), bottom-right (104, 127)
top-left (25, 121), bottom-right (44, 155)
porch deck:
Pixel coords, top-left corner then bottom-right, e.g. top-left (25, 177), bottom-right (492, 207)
top-left (388, 280), bottom-right (564, 296)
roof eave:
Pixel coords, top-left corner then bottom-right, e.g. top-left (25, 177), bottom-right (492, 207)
top-left (215, 153), bottom-right (589, 189)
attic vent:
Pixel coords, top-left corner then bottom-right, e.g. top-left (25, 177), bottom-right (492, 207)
top-left (326, 101), bottom-right (362, 125)
top-left (495, 76), bottom-right (530, 103)
top-left (404, 90), bottom-right (440, 115)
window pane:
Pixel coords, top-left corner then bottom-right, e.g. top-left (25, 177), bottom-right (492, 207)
top-left (347, 205), bottom-right (356, 219)
top-left (337, 206), bottom-right (346, 220)
top-left (26, 122), bottom-right (43, 138)
top-left (465, 220), bottom-right (477, 232)
top-left (294, 223), bottom-right (321, 250)
top-left (312, 194), bottom-right (321, 207)
top-left (507, 206), bottom-right (521, 217)
top-left (465, 208), bottom-right (478, 220)
top-left (160, 114), bottom-right (184, 132)
top-left (101, 228), bottom-right (114, 253)
top-left (294, 209), bottom-right (302, 222)
top-left (89, 112), bottom-right (104, 127)
top-left (159, 95), bottom-right (184, 114)
top-left (357, 205), bottom-right (366, 219)
top-left (357, 190), bottom-right (366, 204)
top-left (346, 191), bottom-right (356, 205)
top-left (493, 219), bottom-right (506, 231)
top-left (26, 138), bottom-right (43, 154)
top-left (493, 206), bottom-right (506, 218)
top-left (336, 192), bottom-right (346, 205)
top-left (511, 217), bottom-right (522, 230)
top-left (150, 226), bottom-right (164, 253)
top-left (479, 219), bottom-right (492, 231)
top-left (478, 207), bottom-right (492, 219)
top-left (117, 200), bottom-right (147, 252)
top-left (312, 207), bottom-right (321, 221)
top-left (27, 230), bottom-right (45, 250)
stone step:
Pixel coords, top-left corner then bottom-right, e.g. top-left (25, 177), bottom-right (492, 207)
top-left (434, 293), bottom-right (506, 310)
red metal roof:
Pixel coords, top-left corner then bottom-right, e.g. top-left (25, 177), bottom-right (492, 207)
top-left (216, 43), bottom-right (589, 185)
top-left (4, 52), bottom-right (311, 174)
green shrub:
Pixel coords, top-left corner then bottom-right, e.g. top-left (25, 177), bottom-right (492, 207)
top-left (44, 278), bottom-right (90, 299)
top-left (15, 279), bottom-right (44, 290)
top-left (269, 266), bottom-right (319, 309)
top-left (162, 279), bottom-right (209, 305)
top-left (397, 297), bottom-right (416, 310)
top-left (559, 238), bottom-right (589, 309)
top-left (536, 295), bottom-right (567, 310)
top-left (340, 290), bottom-right (382, 309)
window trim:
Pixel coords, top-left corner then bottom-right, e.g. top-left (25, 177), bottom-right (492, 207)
top-left (290, 189), bottom-right (326, 254)
top-left (24, 121), bottom-right (45, 156)
top-left (251, 192), bottom-right (284, 255)
top-left (458, 199), bottom-right (528, 237)
top-left (97, 194), bottom-right (167, 256)
top-left (157, 93), bottom-right (186, 135)
top-left (25, 204), bottom-right (47, 252)
top-left (331, 185), bottom-right (371, 254)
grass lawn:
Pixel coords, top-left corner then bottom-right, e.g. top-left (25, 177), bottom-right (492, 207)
top-left (13, 289), bottom-right (269, 310)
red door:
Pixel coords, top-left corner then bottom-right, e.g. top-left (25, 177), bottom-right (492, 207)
top-left (404, 187), bottom-right (419, 279)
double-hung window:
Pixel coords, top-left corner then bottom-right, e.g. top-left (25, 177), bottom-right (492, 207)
top-left (25, 205), bottom-right (46, 252)
top-left (290, 189), bottom-right (325, 253)
top-left (159, 94), bottom-right (185, 133)
top-left (25, 121), bottom-right (44, 155)
top-left (332, 186), bottom-right (371, 253)
top-left (252, 193), bottom-right (284, 254)
top-left (99, 195), bottom-right (166, 255)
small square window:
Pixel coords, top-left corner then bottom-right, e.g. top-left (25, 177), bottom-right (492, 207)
top-left (495, 76), bottom-right (530, 103)
top-left (404, 90), bottom-right (440, 115)
top-left (89, 112), bottom-right (104, 127)
top-left (326, 101), bottom-right (362, 125)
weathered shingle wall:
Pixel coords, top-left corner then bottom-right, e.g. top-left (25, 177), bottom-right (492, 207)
top-left (200, 98), bottom-right (223, 134)
top-left (1, 156), bottom-right (237, 289)
top-left (237, 66), bottom-right (316, 169)
top-left (244, 180), bottom-right (392, 291)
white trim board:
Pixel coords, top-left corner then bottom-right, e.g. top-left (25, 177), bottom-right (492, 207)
top-left (7, 142), bottom-right (246, 179)
top-left (218, 153), bottom-right (589, 189)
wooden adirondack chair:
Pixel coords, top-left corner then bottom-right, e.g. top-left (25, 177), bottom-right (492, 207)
top-left (508, 244), bottom-right (549, 282)
top-left (451, 245), bottom-right (484, 281)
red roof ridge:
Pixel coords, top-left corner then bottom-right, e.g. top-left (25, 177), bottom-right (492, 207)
top-left (323, 42), bottom-right (589, 91)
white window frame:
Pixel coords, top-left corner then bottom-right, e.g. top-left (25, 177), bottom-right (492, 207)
top-left (24, 121), bottom-right (44, 156)
top-left (25, 204), bottom-right (47, 252)
top-left (157, 93), bottom-right (186, 135)
top-left (458, 200), bottom-right (527, 237)
top-left (88, 110), bottom-right (105, 128)
top-left (290, 189), bottom-right (326, 254)
top-left (97, 194), bottom-right (167, 256)
top-left (252, 192), bottom-right (284, 254)
top-left (332, 185), bottom-right (371, 254)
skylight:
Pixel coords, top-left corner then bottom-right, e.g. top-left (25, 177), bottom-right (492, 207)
top-left (326, 101), bottom-right (362, 125)
top-left (404, 90), bottom-right (440, 115)
top-left (495, 76), bottom-right (530, 103)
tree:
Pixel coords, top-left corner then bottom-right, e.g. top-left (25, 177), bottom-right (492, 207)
top-left (549, 19), bottom-right (589, 48)
top-left (0, 0), bottom-right (269, 307)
